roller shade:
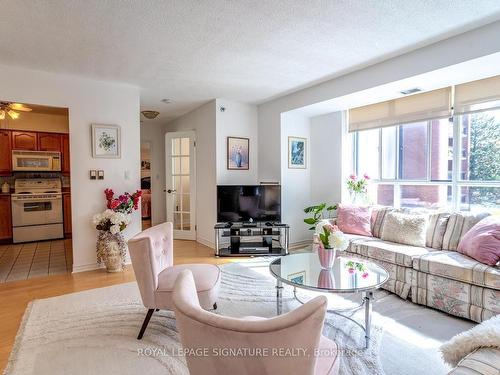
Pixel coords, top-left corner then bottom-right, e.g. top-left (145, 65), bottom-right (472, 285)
top-left (349, 87), bottom-right (452, 132)
top-left (454, 75), bottom-right (500, 114)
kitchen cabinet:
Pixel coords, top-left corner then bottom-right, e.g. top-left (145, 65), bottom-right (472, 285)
top-left (61, 134), bottom-right (70, 175)
top-left (63, 193), bottom-right (72, 237)
top-left (0, 130), bottom-right (11, 175)
top-left (38, 132), bottom-right (62, 151)
top-left (0, 195), bottom-right (12, 240)
top-left (11, 131), bottom-right (37, 150)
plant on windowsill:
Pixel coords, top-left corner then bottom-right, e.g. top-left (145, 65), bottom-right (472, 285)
top-left (92, 189), bottom-right (142, 272)
top-left (347, 173), bottom-right (370, 205)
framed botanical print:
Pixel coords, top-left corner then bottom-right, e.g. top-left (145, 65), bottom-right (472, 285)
top-left (288, 136), bottom-right (306, 169)
top-left (227, 136), bottom-right (249, 170)
top-left (92, 124), bottom-right (121, 158)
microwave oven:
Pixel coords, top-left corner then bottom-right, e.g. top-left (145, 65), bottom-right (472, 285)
top-left (12, 150), bottom-right (62, 172)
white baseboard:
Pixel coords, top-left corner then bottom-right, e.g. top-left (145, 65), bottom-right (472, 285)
top-left (72, 259), bottom-right (132, 274)
top-left (196, 236), bottom-right (215, 249)
top-left (289, 240), bottom-right (312, 250)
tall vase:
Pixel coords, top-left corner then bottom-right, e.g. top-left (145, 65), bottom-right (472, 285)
top-left (350, 191), bottom-right (368, 205)
top-left (97, 231), bottom-right (126, 273)
top-left (317, 269), bottom-right (335, 289)
top-left (235, 151), bottom-right (242, 167)
top-left (317, 245), bottom-right (336, 269)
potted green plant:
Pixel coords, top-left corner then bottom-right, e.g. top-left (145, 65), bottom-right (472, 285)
top-left (303, 203), bottom-right (338, 230)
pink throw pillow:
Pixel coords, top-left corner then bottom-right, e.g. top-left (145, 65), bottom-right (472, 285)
top-left (457, 216), bottom-right (500, 266)
top-left (337, 204), bottom-right (373, 237)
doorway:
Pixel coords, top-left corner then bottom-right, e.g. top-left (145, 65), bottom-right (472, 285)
top-left (165, 131), bottom-right (196, 240)
top-left (140, 141), bottom-right (152, 230)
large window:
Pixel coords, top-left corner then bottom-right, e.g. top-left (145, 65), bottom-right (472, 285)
top-left (353, 106), bottom-right (500, 213)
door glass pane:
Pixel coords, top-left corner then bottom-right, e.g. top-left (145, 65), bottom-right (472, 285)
top-left (182, 213), bottom-right (190, 230)
top-left (459, 109), bottom-right (500, 181)
top-left (400, 185), bottom-right (451, 210)
top-left (172, 138), bottom-right (181, 156)
top-left (174, 176), bottom-right (181, 192)
top-left (357, 129), bottom-right (380, 179)
top-left (182, 194), bottom-right (190, 212)
top-left (172, 157), bottom-right (181, 174)
top-left (460, 186), bottom-right (500, 214)
top-left (173, 212), bottom-right (182, 230)
top-left (173, 194), bottom-right (181, 212)
top-left (181, 176), bottom-right (190, 194)
top-left (399, 122), bottom-right (428, 180)
top-left (430, 118), bottom-right (453, 181)
top-left (381, 127), bottom-right (397, 179)
top-left (181, 137), bottom-right (190, 155)
top-left (181, 156), bottom-right (190, 174)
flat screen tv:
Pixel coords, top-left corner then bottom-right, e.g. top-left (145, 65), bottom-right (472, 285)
top-left (217, 185), bottom-right (281, 223)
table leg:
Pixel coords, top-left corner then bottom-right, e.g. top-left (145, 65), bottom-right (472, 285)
top-left (364, 291), bottom-right (373, 348)
top-left (276, 279), bottom-right (283, 315)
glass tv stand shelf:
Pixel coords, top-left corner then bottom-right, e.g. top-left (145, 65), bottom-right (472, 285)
top-left (214, 222), bottom-right (289, 257)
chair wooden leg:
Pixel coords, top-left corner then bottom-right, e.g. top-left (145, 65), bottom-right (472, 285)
top-left (137, 309), bottom-right (155, 340)
top-left (213, 303), bottom-right (217, 310)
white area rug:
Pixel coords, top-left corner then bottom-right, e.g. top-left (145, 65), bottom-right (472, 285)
top-left (5, 259), bottom-right (474, 375)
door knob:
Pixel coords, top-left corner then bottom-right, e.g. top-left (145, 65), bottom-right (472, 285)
top-left (167, 189), bottom-right (176, 193)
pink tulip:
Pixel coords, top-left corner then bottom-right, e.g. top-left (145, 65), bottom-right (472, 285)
top-left (349, 174), bottom-right (357, 180)
top-left (363, 173), bottom-right (370, 180)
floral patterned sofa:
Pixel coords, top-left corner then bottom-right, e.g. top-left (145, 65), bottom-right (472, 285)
top-left (343, 208), bottom-right (499, 323)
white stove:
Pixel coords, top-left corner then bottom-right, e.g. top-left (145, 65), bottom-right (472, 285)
top-left (11, 178), bottom-right (64, 243)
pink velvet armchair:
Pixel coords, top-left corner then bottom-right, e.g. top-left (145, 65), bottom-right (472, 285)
top-left (173, 269), bottom-right (339, 375)
top-left (128, 222), bottom-right (221, 339)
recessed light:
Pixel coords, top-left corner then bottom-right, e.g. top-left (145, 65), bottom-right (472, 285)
top-left (161, 98), bottom-right (172, 104)
top-left (400, 87), bottom-right (423, 95)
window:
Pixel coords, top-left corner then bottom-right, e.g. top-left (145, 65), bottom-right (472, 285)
top-left (353, 106), bottom-right (500, 213)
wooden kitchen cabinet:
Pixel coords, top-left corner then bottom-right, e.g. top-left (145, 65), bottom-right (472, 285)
top-left (0, 195), bottom-right (12, 241)
top-left (38, 132), bottom-right (62, 151)
top-left (0, 130), bottom-right (11, 175)
top-left (63, 193), bottom-right (72, 237)
top-left (11, 131), bottom-right (37, 150)
top-left (61, 134), bottom-right (70, 175)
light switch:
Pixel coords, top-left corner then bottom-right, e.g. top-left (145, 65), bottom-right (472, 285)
top-left (97, 170), bottom-right (104, 180)
top-left (90, 170), bottom-right (97, 180)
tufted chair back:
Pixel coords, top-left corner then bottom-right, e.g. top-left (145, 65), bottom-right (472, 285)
top-left (128, 222), bottom-right (174, 308)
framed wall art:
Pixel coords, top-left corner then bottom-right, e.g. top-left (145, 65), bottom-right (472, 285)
top-left (288, 136), bottom-right (306, 169)
top-left (92, 124), bottom-right (121, 158)
top-left (227, 136), bottom-right (249, 170)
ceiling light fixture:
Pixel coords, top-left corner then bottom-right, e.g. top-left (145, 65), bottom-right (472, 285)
top-left (0, 110), bottom-right (5, 120)
top-left (141, 110), bottom-right (160, 119)
top-left (400, 87), bottom-right (423, 95)
top-left (161, 99), bottom-right (172, 104)
top-left (0, 101), bottom-right (32, 120)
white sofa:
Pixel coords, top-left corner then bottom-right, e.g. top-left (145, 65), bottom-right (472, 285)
top-left (342, 208), bottom-right (499, 323)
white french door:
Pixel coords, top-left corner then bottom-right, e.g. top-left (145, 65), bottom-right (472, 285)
top-left (165, 131), bottom-right (196, 240)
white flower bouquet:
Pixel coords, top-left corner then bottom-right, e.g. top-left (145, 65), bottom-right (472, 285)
top-left (92, 209), bottom-right (131, 234)
top-left (315, 220), bottom-right (349, 250)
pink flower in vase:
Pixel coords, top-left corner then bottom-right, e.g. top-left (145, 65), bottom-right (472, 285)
top-left (362, 272), bottom-right (369, 279)
top-left (349, 174), bottom-right (357, 180)
top-left (363, 173), bottom-right (370, 180)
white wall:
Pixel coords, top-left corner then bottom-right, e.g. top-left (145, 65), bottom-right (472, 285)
top-left (140, 122), bottom-right (166, 225)
top-left (0, 65), bottom-right (141, 272)
top-left (258, 20), bottom-right (500, 183)
top-left (280, 112), bottom-right (311, 244)
top-left (309, 111), bottom-right (344, 206)
top-left (165, 100), bottom-right (217, 247)
top-left (216, 99), bottom-right (258, 185)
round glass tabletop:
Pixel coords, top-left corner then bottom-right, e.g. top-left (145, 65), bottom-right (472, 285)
top-left (269, 252), bottom-right (389, 293)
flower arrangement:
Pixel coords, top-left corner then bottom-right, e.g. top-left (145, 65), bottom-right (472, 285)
top-left (315, 221), bottom-right (349, 250)
top-left (92, 189), bottom-right (142, 271)
top-left (347, 173), bottom-right (370, 195)
top-left (346, 260), bottom-right (369, 279)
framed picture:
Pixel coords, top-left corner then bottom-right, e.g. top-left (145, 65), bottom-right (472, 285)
top-left (227, 136), bottom-right (249, 170)
top-left (288, 136), bottom-right (307, 169)
top-left (92, 124), bottom-right (121, 158)
top-left (287, 271), bottom-right (306, 285)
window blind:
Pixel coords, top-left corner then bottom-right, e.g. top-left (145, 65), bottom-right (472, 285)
top-left (348, 87), bottom-right (451, 132)
top-left (454, 75), bottom-right (500, 114)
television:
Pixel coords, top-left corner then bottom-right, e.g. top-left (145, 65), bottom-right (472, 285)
top-left (217, 185), bottom-right (281, 223)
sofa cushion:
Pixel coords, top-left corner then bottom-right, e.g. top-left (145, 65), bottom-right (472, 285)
top-left (426, 212), bottom-right (451, 249)
top-left (337, 204), bottom-right (372, 236)
top-left (348, 236), bottom-right (435, 267)
top-left (457, 216), bottom-right (500, 266)
top-left (413, 251), bottom-right (500, 289)
top-left (370, 206), bottom-right (394, 238)
top-left (381, 211), bottom-right (428, 247)
top-left (442, 212), bottom-right (490, 251)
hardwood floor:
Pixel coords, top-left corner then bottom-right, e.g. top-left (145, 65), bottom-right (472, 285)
top-left (0, 239), bottom-right (240, 372)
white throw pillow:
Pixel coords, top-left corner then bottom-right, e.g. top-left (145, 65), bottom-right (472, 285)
top-left (381, 211), bottom-right (428, 247)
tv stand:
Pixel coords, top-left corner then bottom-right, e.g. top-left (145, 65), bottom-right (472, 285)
top-left (214, 222), bottom-right (289, 257)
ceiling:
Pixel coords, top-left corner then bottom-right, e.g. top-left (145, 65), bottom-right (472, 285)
top-left (1, 1), bottom-right (500, 125)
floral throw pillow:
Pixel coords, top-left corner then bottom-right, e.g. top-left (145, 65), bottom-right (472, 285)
top-left (337, 204), bottom-right (373, 237)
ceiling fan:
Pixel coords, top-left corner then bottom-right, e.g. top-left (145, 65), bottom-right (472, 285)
top-left (0, 102), bottom-right (32, 120)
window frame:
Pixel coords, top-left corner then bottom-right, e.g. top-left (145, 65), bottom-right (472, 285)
top-left (352, 110), bottom-right (500, 211)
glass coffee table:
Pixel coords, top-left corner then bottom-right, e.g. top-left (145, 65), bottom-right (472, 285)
top-left (269, 252), bottom-right (389, 348)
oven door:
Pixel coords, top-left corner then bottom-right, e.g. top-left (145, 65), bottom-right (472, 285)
top-left (11, 195), bottom-right (63, 226)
